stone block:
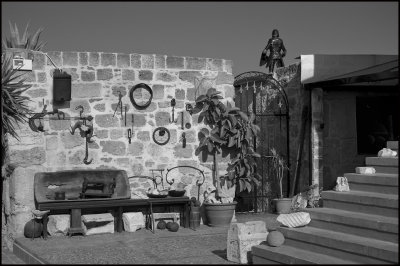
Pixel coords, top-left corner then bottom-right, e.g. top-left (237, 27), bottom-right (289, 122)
top-left (155, 111), bottom-right (171, 126)
top-left (127, 142), bottom-right (144, 156)
top-left (95, 114), bottom-right (121, 128)
top-left (70, 99), bottom-right (91, 115)
top-left (122, 69), bottom-right (135, 81)
top-left (117, 53), bottom-right (130, 68)
top-left (97, 68), bottom-right (113, 80)
top-left (122, 212), bottom-right (145, 232)
top-left (10, 165), bottom-right (45, 208)
top-left (101, 53), bottom-right (116, 66)
top-left (167, 56), bottom-right (184, 69)
top-left (68, 149), bottom-right (86, 165)
top-left (206, 59), bottom-right (223, 71)
top-left (32, 52), bottom-right (45, 70)
top-left (178, 71), bottom-right (202, 84)
top-left (224, 85), bottom-right (235, 98)
top-left (227, 221), bottom-right (268, 264)
top-left (116, 158), bottom-right (130, 168)
top-left (130, 54), bottom-right (141, 68)
top-left (138, 70), bottom-right (153, 81)
top-left (110, 129), bottom-right (124, 139)
top-left (82, 213), bottom-right (114, 235)
top-left (175, 88), bottom-right (185, 100)
top-left (174, 145), bottom-right (193, 158)
top-left (137, 131), bottom-right (150, 141)
top-left (216, 72), bottom-right (234, 85)
top-left (111, 85), bottom-right (127, 97)
top-left (46, 136), bottom-right (58, 150)
top-left (9, 147), bottom-right (45, 167)
top-left (89, 52), bottom-right (100, 66)
top-left (81, 71), bottom-right (95, 81)
top-left (155, 54), bottom-right (166, 69)
top-left (46, 151), bottom-right (67, 167)
top-left (37, 72), bottom-right (47, 83)
top-left (63, 52), bottom-right (78, 66)
top-left (48, 215), bottom-right (70, 236)
top-left (61, 131), bottom-right (84, 149)
top-left (156, 72), bottom-right (177, 82)
top-left (94, 103), bottom-right (106, 112)
top-left (46, 51), bottom-right (62, 67)
top-left (152, 84), bottom-right (164, 99)
top-left (131, 163), bottom-right (144, 175)
top-left (63, 67), bottom-right (79, 81)
top-left (79, 52), bottom-right (88, 66)
top-left (26, 88), bottom-right (47, 98)
top-left (355, 167), bottom-right (376, 174)
top-left (186, 57), bottom-right (206, 70)
top-left (95, 129), bottom-right (109, 139)
top-left (142, 54), bottom-right (154, 69)
top-left (224, 60), bottom-right (233, 74)
top-left (72, 83), bottom-right (102, 98)
top-left (100, 140), bottom-right (126, 155)
top-left (152, 212), bottom-right (180, 229)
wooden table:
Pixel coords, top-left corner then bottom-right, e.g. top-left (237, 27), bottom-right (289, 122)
top-left (37, 197), bottom-right (191, 236)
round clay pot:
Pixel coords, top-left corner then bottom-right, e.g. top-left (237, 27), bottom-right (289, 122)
top-left (273, 198), bottom-right (292, 214)
top-left (204, 202), bottom-right (237, 227)
top-left (267, 230), bottom-right (285, 247)
top-left (24, 219), bottom-right (43, 238)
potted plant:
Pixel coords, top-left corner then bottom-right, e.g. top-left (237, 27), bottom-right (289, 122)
top-left (194, 88), bottom-right (261, 226)
top-left (267, 148), bottom-right (291, 214)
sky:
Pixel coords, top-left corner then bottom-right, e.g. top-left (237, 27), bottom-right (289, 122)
top-left (2, 1), bottom-right (398, 76)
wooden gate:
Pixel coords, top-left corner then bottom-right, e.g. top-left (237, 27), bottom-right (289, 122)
top-left (234, 71), bottom-right (290, 212)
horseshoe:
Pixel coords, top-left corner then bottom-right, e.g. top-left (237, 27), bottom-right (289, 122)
top-left (83, 139), bottom-right (93, 165)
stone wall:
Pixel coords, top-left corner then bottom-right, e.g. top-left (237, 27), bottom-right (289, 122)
top-left (275, 64), bottom-right (311, 194)
top-left (2, 49), bottom-right (234, 248)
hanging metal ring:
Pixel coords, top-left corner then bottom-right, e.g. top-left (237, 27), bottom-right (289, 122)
top-left (152, 127), bottom-right (170, 145)
top-left (129, 83), bottom-right (153, 110)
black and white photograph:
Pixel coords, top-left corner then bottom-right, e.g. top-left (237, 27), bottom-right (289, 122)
top-left (1, 1), bottom-right (398, 264)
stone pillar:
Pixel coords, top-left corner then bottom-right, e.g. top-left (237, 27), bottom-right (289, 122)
top-left (311, 88), bottom-right (324, 196)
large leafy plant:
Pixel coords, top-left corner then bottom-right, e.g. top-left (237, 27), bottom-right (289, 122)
top-left (2, 22), bottom-right (46, 51)
top-left (1, 54), bottom-right (32, 165)
top-left (194, 88), bottom-right (261, 203)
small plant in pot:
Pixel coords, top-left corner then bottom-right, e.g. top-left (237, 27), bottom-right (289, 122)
top-left (267, 148), bottom-right (291, 214)
top-left (193, 88), bottom-right (261, 227)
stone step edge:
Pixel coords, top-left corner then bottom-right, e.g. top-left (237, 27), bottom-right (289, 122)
top-left (305, 207), bottom-right (398, 233)
top-left (344, 173), bottom-right (399, 186)
top-left (252, 243), bottom-right (358, 264)
top-left (278, 226), bottom-right (398, 262)
top-left (366, 157), bottom-right (398, 166)
top-left (13, 239), bottom-right (49, 264)
top-left (321, 190), bottom-right (398, 208)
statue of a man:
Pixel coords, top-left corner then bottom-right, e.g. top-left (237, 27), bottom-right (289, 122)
top-left (260, 29), bottom-right (287, 73)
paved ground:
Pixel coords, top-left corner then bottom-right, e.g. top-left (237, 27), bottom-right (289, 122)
top-left (2, 212), bottom-right (279, 264)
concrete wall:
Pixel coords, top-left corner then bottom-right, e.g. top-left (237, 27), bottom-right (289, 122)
top-left (2, 48), bottom-right (235, 248)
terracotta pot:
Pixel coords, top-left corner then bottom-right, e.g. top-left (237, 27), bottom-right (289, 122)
top-left (204, 202), bottom-right (237, 227)
top-left (273, 198), bottom-right (292, 214)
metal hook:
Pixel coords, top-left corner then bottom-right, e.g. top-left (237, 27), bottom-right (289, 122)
top-left (83, 139), bottom-right (93, 165)
top-left (75, 105), bottom-right (84, 118)
top-left (169, 98), bottom-right (178, 123)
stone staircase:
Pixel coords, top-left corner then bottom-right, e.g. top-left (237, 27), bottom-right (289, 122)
top-left (252, 141), bottom-right (399, 264)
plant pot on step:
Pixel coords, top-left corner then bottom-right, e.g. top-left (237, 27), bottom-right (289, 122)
top-left (204, 202), bottom-right (237, 227)
top-left (273, 198), bottom-right (292, 214)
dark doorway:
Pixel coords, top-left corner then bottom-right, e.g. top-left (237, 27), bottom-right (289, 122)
top-left (356, 96), bottom-right (399, 154)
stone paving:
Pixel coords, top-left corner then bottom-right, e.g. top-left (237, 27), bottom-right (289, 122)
top-left (3, 212), bottom-right (279, 264)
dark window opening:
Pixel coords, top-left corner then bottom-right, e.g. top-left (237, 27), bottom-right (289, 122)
top-left (356, 96), bottom-right (399, 154)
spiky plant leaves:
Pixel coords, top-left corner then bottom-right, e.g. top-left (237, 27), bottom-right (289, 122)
top-left (3, 21), bottom-right (46, 51)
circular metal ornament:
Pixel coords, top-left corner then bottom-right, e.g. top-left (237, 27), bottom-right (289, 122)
top-left (129, 83), bottom-right (153, 110)
top-left (152, 127), bottom-right (170, 145)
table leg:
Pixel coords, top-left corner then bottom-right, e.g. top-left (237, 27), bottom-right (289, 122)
top-left (42, 214), bottom-right (48, 239)
top-left (150, 202), bottom-right (155, 234)
top-left (184, 202), bottom-right (190, 228)
top-left (116, 206), bottom-right (123, 233)
top-left (68, 209), bottom-right (85, 236)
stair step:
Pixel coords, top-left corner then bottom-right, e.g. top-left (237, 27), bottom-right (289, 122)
top-left (306, 208), bottom-right (398, 243)
top-left (387, 141), bottom-right (398, 150)
top-left (366, 157), bottom-right (398, 167)
top-left (278, 226), bottom-right (398, 264)
top-left (252, 244), bottom-right (357, 264)
top-left (345, 173), bottom-right (398, 194)
top-left (368, 166), bottom-right (398, 174)
top-left (322, 190), bottom-right (398, 217)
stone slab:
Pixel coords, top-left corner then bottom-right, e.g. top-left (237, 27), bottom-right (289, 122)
top-left (122, 212), bottom-right (145, 232)
top-left (47, 214), bottom-right (70, 236)
top-left (82, 213), bottom-right (114, 235)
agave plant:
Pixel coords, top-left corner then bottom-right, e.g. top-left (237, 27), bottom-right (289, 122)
top-left (2, 21), bottom-right (46, 51)
top-left (1, 54), bottom-right (32, 164)
top-left (194, 88), bottom-right (261, 202)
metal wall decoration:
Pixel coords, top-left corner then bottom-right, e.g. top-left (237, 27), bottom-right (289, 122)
top-left (152, 127), bottom-right (170, 145)
top-left (169, 98), bottom-right (178, 123)
top-left (113, 91), bottom-right (124, 120)
top-left (165, 166), bottom-right (205, 200)
top-left (129, 83), bottom-right (153, 110)
top-left (28, 100), bottom-right (65, 132)
top-left (234, 71), bottom-right (290, 213)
